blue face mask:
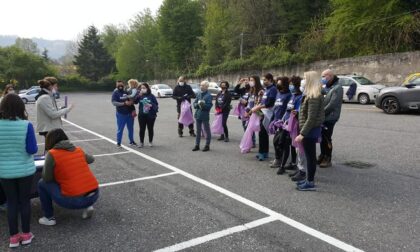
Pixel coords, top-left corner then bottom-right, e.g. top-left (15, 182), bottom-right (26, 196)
top-left (321, 77), bottom-right (328, 85)
top-left (289, 85), bottom-right (295, 93)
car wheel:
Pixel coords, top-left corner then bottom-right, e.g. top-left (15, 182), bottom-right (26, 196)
top-left (22, 98), bottom-right (28, 104)
top-left (381, 97), bottom-right (400, 114)
top-left (358, 93), bottom-right (370, 105)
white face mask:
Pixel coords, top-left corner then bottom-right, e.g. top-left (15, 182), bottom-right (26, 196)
top-left (141, 89), bottom-right (147, 94)
top-left (249, 81), bottom-right (255, 87)
top-left (179, 82), bottom-right (185, 86)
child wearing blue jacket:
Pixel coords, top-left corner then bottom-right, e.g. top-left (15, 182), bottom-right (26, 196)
top-left (0, 94), bottom-right (38, 248)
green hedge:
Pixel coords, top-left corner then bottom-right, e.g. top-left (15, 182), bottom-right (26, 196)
top-left (58, 75), bottom-right (116, 92)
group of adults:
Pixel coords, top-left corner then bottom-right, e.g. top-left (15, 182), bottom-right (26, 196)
top-left (0, 77), bottom-right (99, 248)
top-left (164, 70), bottom-right (342, 191)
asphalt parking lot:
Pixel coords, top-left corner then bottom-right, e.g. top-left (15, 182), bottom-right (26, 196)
top-left (1, 92), bottom-right (419, 251)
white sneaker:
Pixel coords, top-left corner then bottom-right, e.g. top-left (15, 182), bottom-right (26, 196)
top-left (138, 143), bottom-right (144, 148)
top-left (82, 206), bottom-right (94, 219)
top-left (39, 217), bottom-right (56, 226)
top-left (148, 142), bottom-right (153, 147)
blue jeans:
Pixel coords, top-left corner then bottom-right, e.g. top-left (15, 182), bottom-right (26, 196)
top-left (38, 180), bottom-right (99, 218)
top-left (195, 119), bottom-right (211, 146)
top-left (116, 112), bottom-right (134, 145)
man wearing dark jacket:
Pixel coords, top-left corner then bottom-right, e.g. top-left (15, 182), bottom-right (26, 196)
top-left (172, 76), bottom-right (196, 137)
top-left (319, 69), bottom-right (343, 168)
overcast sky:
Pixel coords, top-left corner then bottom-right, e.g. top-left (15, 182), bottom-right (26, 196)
top-left (0, 0), bottom-right (163, 41)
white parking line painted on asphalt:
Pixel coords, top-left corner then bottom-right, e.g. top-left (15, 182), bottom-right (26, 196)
top-left (62, 118), bottom-right (364, 252)
top-left (154, 216), bottom-right (278, 252)
top-left (37, 138), bottom-right (104, 146)
top-left (64, 130), bottom-right (89, 133)
top-left (93, 151), bottom-right (131, 157)
top-left (99, 172), bottom-right (179, 188)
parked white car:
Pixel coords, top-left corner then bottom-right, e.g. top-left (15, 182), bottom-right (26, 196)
top-left (19, 85), bottom-right (39, 94)
top-left (338, 75), bottom-right (385, 104)
top-left (19, 87), bottom-right (41, 104)
top-left (208, 82), bottom-right (221, 97)
top-left (151, 84), bottom-right (173, 98)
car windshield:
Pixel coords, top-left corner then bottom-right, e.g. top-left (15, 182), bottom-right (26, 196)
top-left (189, 84), bottom-right (199, 89)
top-left (157, 84), bottom-right (170, 89)
top-left (353, 77), bottom-right (374, 85)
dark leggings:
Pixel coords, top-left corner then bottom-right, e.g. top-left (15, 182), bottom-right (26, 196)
top-left (138, 115), bottom-right (156, 143)
top-left (303, 137), bottom-right (317, 182)
top-left (320, 121), bottom-right (336, 158)
top-left (221, 111), bottom-right (229, 138)
top-left (259, 118), bottom-right (269, 154)
top-left (274, 131), bottom-right (296, 167)
top-left (0, 175), bottom-right (34, 235)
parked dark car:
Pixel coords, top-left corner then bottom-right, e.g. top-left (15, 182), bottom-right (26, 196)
top-left (228, 87), bottom-right (240, 100)
top-left (375, 76), bottom-right (420, 114)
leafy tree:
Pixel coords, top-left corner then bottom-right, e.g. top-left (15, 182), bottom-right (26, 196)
top-left (158, 0), bottom-right (204, 70)
top-left (42, 48), bottom-right (49, 61)
top-left (0, 46), bottom-right (56, 88)
top-left (14, 38), bottom-right (39, 54)
top-left (74, 25), bottom-right (115, 81)
top-left (116, 9), bottom-right (161, 80)
top-left (101, 24), bottom-right (127, 58)
top-left (325, 0), bottom-right (420, 57)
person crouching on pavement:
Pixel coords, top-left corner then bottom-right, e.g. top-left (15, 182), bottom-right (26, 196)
top-left (192, 81), bottom-right (213, 152)
top-left (37, 128), bottom-right (99, 226)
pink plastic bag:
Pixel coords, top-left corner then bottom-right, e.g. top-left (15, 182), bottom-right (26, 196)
top-left (211, 113), bottom-right (224, 135)
top-left (233, 103), bottom-right (241, 116)
top-left (178, 101), bottom-right (194, 126)
top-left (239, 113), bottom-right (261, 153)
top-left (288, 113), bottom-right (304, 154)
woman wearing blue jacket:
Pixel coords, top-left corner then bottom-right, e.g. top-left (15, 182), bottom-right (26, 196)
top-left (0, 94), bottom-right (38, 248)
top-left (135, 83), bottom-right (159, 147)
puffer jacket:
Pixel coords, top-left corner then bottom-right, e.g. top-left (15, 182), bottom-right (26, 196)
top-left (299, 95), bottom-right (325, 137)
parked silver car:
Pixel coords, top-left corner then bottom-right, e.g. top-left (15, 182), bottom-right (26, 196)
top-left (189, 83), bottom-right (200, 96)
top-left (151, 84), bottom-right (173, 98)
top-left (375, 76), bottom-right (420, 114)
top-left (19, 87), bottom-right (41, 104)
top-left (19, 85), bottom-right (39, 94)
top-left (338, 75), bottom-right (385, 104)
top-left (208, 82), bottom-right (221, 97)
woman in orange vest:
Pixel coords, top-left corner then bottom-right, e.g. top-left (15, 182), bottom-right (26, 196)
top-left (37, 128), bottom-right (99, 226)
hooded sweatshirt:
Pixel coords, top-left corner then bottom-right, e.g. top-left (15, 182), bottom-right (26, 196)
top-left (42, 140), bottom-right (95, 182)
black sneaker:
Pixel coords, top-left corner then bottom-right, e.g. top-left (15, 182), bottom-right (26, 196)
top-left (202, 145), bottom-right (210, 152)
top-left (117, 144), bottom-right (122, 148)
top-left (192, 146), bottom-right (200, 151)
top-left (224, 138), bottom-right (230, 142)
top-left (276, 167), bottom-right (286, 175)
top-left (217, 135), bottom-right (225, 141)
top-left (291, 171), bottom-right (306, 182)
top-left (288, 170), bottom-right (299, 177)
top-left (284, 163), bottom-right (298, 170)
top-left (130, 141), bottom-right (137, 146)
top-left (178, 129), bottom-right (183, 138)
top-left (190, 132), bottom-right (196, 137)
